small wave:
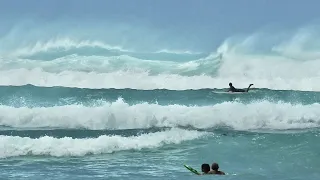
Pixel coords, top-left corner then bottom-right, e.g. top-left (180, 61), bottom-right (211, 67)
top-left (0, 128), bottom-right (207, 158)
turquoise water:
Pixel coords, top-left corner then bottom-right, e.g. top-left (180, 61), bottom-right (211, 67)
top-left (1, 3), bottom-right (320, 179)
top-left (0, 84), bottom-right (320, 180)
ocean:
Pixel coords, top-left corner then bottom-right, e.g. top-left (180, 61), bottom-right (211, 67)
top-left (1, 6), bottom-right (320, 179)
top-left (0, 47), bottom-right (319, 180)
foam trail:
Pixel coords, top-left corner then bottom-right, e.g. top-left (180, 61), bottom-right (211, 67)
top-left (0, 99), bottom-right (319, 130)
top-left (0, 128), bottom-right (207, 158)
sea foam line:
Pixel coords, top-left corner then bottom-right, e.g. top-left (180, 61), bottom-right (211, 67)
top-left (0, 128), bottom-right (207, 158)
top-left (0, 68), bottom-right (320, 91)
top-left (0, 99), bottom-right (319, 130)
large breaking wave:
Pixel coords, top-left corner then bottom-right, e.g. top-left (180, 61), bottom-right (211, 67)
top-left (1, 20), bottom-right (320, 91)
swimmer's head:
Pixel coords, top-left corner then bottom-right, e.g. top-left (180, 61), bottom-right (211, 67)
top-left (211, 163), bottom-right (219, 170)
top-left (201, 164), bottom-right (210, 173)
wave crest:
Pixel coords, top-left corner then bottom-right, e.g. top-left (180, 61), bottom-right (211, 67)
top-left (0, 98), bottom-right (319, 130)
top-left (0, 128), bottom-right (207, 158)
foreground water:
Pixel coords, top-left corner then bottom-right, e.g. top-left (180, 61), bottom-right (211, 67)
top-left (1, 11), bottom-right (320, 179)
top-left (0, 85), bottom-right (319, 180)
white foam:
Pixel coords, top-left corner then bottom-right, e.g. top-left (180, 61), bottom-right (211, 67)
top-left (0, 128), bottom-right (207, 158)
top-left (0, 54), bottom-right (179, 73)
top-left (9, 37), bottom-right (131, 57)
top-left (154, 49), bottom-right (202, 55)
top-left (0, 99), bottom-right (319, 130)
top-left (0, 68), bottom-right (320, 91)
top-left (1, 24), bottom-right (320, 91)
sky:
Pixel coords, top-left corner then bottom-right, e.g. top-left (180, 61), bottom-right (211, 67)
top-left (0, 0), bottom-right (320, 52)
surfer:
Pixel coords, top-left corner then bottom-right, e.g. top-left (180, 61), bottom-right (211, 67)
top-left (209, 163), bottom-right (225, 175)
top-left (228, 82), bottom-right (253, 92)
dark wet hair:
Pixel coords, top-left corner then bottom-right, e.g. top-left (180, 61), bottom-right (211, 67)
top-left (229, 82), bottom-right (232, 86)
top-left (201, 164), bottom-right (210, 173)
top-left (211, 163), bottom-right (219, 170)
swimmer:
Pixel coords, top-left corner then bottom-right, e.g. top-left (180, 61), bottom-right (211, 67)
top-left (201, 164), bottom-right (211, 175)
top-left (209, 163), bottom-right (225, 175)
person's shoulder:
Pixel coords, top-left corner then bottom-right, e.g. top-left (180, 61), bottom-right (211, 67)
top-left (208, 170), bottom-right (217, 174)
top-left (209, 170), bottom-right (226, 175)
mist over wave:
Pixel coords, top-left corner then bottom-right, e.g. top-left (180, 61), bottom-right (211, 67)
top-left (0, 53), bottom-right (216, 76)
top-left (0, 98), bottom-right (319, 130)
top-left (0, 18), bottom-right (202, 57)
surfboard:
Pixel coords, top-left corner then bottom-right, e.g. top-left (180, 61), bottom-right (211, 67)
top-left (213, 91), bottom-right (246, 94)
top-left (184, 164), bottom-right (201, 175)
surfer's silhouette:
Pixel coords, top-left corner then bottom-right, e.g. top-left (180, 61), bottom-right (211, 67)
top-left (228, 83), bottom-right (253, 92)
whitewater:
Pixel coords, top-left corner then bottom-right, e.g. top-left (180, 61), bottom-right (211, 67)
top-left (0, 33), bottom-right (320, 91)
top-left (1, 14), bottom-right (320, 180)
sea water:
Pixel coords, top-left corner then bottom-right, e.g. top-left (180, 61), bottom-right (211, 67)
top-left (0, 77), bottom-right (320, 180)
top-left (1, 3), bottom-right (320, 180)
